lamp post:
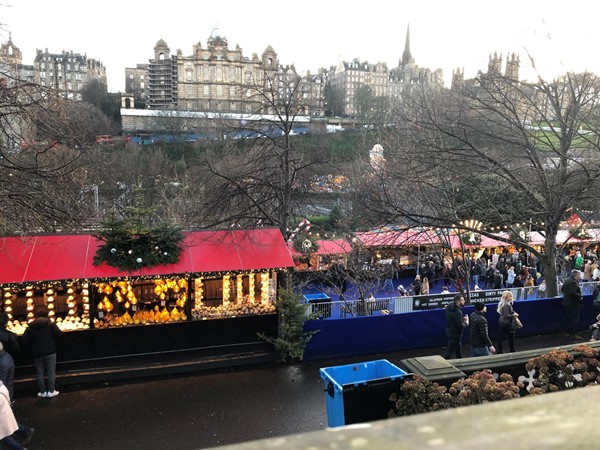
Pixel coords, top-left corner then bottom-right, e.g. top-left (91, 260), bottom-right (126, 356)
top-left (458, 219), bottom-right (483, 304)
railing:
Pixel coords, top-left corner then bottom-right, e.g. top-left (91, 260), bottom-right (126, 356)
top-left (307, 296), bottom-right (414, 320)
top-left (305, 282), bottom-right (598, 320)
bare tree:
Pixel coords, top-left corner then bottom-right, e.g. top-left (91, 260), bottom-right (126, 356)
top-left (354, 68), bottom-right (600, 297)
top-left (200, 67), bottom-right (322, 235)
top-left (0, 71), bottom-right (96, 234)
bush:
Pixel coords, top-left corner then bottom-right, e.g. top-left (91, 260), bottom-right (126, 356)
top-left (390, 345), bottom-right (600, 419)
top-left (525, 345), bottom-right (600, 394)
top-left (389, 370), bottom-right (521, 417)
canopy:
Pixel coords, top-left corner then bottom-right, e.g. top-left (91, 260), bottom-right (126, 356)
top-left (289, 238), bottom-right (352, 256)
top-left (355, 230), bottom-right (443, 247)
top-left (355, 230), bottom-right (513, 250)
top-left (0, 228), bottom-right (293, 285)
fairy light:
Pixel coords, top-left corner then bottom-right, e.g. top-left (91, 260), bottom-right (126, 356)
top-left (222, 275), bottom-right (230, 306)
top-left (46, 288), bottom-right (55, 320)
top-left (194, 277), bottom-right (204, 308)
top-left (248, 273), bottom-right (255, 304)
top-left (260, 272), bottom-right (269, 304)
top-left (3, 290), bottom-right (13, 319)
top-left (67, 285), bottom-right (76, 317)
top-left (237, 274), bottom-right (244, 303)
top-left (82, 283), bottom-right (90, 318)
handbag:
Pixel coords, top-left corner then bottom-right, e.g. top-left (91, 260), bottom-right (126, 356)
top-left (509, 316), bottom-right (523, 332)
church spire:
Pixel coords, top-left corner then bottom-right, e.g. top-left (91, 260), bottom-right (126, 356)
top-left (401, 24), bottom-right (413, 67)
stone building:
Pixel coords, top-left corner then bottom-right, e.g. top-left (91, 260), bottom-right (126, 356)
top-left (328, 58), bottom-right (388, 117)
top-left (33, 49), bottom-right (106, 100)
top-left (125, 29), bottom-right (325, 117)
top-left (0, 35), bottom-right (34, 83)
top-left (388, 25), bottom-right (444, 101)
top-left (146, 39), bottom-right (178, 109)
top-left (328, 25), bottom-right (443, 117)
top-left (124, 63), bottom-right (148, 109)
top-left (175, 28), bottom-right (276, 113)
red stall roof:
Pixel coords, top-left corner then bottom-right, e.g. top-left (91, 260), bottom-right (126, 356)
top-left (288, 238), bottom-right (352, 256)
top-left (0, 228), bottom-right (293, 285)
top-left (355, 230), bottom-right (444, 247)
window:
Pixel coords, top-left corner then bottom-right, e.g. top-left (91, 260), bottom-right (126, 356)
top-left (216, 85), bottom-right (222, 96)
top-left (203, 66), bottom-right (210, 81)
top-left (204, 85), bottom-right (210, 96)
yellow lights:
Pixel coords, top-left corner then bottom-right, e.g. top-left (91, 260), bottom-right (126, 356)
top-left (260, 272), bottom-right (269, 304)
top-left (46, 287), bottom-right (55, 319)
top-left (237, 274), bottom-right (244, 303)
top-left (222, 275), bottom-right (231, 306)
top-left (194, 277), bottom-right (204, 309)
top-left (460, 219), bottom-right (483, 230)
top-left (248, 273), bottom-right (255, 305)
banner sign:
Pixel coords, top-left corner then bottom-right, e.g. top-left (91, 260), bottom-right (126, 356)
top-left (411, 288), bottom-right (516, 310)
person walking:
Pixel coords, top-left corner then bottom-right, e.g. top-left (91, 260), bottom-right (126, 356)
top-left (469, 302), bottom-right (496, 357)
top-left (443, 294), bottom-right (467, 359)
top-left (421, 277), bottom-right (430, 296)
top-left (561, 269), bottom-right (584, 340)
top-left (0, 343), bottom-right (15, 403)
top-left (496, 290), bottom-right (518, 353)
top-left (0, 314), bottom-right (21, 357)
top-left (0, 380), bottom-right (33, 449)
top-left (22, 308), bottom-right (63, 398)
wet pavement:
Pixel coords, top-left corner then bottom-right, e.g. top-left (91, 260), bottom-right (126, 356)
top-left (10, 330), bottom-right (584, 450)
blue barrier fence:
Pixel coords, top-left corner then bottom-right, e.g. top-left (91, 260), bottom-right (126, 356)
top-left (303, 293), bottom-right (598, 361)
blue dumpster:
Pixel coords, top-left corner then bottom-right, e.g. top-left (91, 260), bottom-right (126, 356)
top-left (320, 359), bottom-right (410, 427)
top-left (303, 293), bottom-right (331, 319)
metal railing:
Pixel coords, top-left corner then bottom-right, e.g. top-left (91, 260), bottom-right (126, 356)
top-left (304, 281), bottom-right (598, 320)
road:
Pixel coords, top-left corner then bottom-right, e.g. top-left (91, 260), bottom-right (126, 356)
top-left (12, 331), bottom-right (578, 449)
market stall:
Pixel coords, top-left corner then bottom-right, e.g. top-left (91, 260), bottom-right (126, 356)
top-left (0, 228), bottom-right (293, 368)
top-left (289, 238), bottom-right (352, 272)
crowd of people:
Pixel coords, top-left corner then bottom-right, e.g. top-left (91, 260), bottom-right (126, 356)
top-left (442, 265), bottom-right (600, 360)
top-left (443, 290), bottom-right (520, 359)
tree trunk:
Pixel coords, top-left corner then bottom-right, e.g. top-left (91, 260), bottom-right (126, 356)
top-left (540, 233), bottom-right (559, 297)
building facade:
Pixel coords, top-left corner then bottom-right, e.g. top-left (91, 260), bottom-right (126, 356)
top-left (0, 35), bottom-right (34, 83)
top-left (328, 25), bottom-right (443, 117)
top-left (124, 63), bottom-right (148, 109)
top-left (125, 29), bottom-right (325, 117)
top-left (146, 39), bottom-right (178, 109)
top-left (328, 59), bottom-right (388, 117)
top-left (33, 49), bottom-right (106, 100)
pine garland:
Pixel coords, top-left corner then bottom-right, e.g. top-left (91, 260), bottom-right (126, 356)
top-left (93, 210), bottom-right (184, 272)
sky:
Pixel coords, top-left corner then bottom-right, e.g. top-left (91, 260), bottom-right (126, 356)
top-left (2, 1), bottom-right (600, 93)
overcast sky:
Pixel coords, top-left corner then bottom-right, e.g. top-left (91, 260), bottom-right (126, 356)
top-left (2, 1), bottom-right (599, 93)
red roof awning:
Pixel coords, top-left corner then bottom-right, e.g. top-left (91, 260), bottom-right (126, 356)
top-left (0, 228), bottom-right (293, 285)
top-left (355, 230), bottom-right (445, 247)
top-left (289, 238), bottom-right (352, 256)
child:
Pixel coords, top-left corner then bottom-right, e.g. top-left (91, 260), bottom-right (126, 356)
top-left (589, 313), bottom-right (600, 341)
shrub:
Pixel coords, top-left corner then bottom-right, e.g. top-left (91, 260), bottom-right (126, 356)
top-left (258, 281), bottom-right (318, 362)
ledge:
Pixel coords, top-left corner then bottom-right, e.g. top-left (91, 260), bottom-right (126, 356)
top-left (215, 385), bottom-right (600, 449)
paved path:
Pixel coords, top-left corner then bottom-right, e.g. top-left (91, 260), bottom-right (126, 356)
top-left (11, 331), bottom-right (584, 450)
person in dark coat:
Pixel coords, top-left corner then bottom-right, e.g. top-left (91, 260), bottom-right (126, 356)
top-left (22, 308), bottom-right (63, 398)
top-left (443, 294), bottom-right (466, 359)
top-left (0, 313), bottom-right (21, 357)
top-left (469, 302), bottom-right (495, 357)
top-left (561, 269), bottom-right (584, 339)
top-left (0, 343), bottom-right (15, 402)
